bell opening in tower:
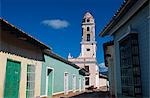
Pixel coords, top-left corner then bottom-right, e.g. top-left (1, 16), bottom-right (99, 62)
top-left (87, 34), bottom-right (90, 41)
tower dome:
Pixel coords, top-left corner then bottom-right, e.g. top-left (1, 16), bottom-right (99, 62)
top-left (82, 12), bottom-right (94, 23)
top-left (83, 12), bottom-right (93, 19)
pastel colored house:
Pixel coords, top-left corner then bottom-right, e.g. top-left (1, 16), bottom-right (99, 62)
top-left (40, 50), bottom-right (86, 98)
top-left (100, 0), bottom-right (149, 98)
top-left (0, 19), bottom-right (50, 98)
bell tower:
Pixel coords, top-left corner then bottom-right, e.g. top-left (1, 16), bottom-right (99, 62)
top-left (81, 12), bottom-right (97, 58)
top-left (68, 12), bottom-right (100, 88)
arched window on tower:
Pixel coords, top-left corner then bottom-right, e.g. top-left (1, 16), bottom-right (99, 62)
top-left (87, 34), bottom-right (90, 41)
top-left (87, 19), bottom-right (90, 22)
top-left (87, 27), bottom-right (90, 31)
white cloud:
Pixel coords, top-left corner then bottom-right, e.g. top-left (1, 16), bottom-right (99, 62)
top-left (99, 62), bottom-right (105, 67)
top-left (41, 19), bottom-right (69, 29)
top-left (99, 62), bottom-right (108, 72)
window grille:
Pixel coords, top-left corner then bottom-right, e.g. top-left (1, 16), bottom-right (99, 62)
top-left (26, 65), bottom-right (35, 98)
top-left (119, 33), bottom-right (142, 97)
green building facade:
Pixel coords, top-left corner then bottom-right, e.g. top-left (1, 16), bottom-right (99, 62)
top-left (40, 51), bottom-right (85, 98)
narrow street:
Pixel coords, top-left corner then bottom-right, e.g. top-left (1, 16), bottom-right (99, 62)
top-left (71, 91), bottom-right (113, 98)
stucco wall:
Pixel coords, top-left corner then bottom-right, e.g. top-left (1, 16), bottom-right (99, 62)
top-left (99, 78), bottom-right (107, 87)
top-left (68, 57), bottom-right (99, 88)
top-left (81, 44), bottom-right (96, 58)
top-left (113, 4), bottom-right (149, 98)
top-left (0, 30), bottom-right (44, 98)
top-left (40, 55), bottom-right (85, 96)
top-left (0, 52), bottom-right (42, 98)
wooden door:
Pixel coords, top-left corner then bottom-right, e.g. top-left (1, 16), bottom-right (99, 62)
top-left (4, 59), bottom-right (21, 98)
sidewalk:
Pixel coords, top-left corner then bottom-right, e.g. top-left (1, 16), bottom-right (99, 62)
top-left (70, 87), bottom-right (115, 98)
top-left (52, 87), bottom-right (114, 98)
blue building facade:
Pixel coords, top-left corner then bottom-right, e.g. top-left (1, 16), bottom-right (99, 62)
top-left (100, 0), bottom-right (149, 98)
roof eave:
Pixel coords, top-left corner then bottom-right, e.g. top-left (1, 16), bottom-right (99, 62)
top-left (0, 18), bottom-right (51, 50)
top-left (99, 30), bottom-right (110, 37)
top-left (99, 0), bottom-right (141, 37)
top-left (44, 50), bottom-right (80, 69)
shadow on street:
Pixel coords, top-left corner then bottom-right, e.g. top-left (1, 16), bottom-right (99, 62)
top-left (71, 91), bottom-right (114, 98)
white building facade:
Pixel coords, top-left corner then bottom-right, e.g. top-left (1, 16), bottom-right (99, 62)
top-left (68, 12), bottom-right (100, 88)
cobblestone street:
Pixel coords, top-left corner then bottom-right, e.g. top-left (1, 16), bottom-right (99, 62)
top-left (71, 91), bottom-right (114, 98)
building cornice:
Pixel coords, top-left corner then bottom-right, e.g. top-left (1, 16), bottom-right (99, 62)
top-left (71, 60), bottom-right (97, 64)
top-left (99, 0), bottom-right (148, 37)
top-left (80, 41), bottom-right (97, 45)
top-left (82, 23), bottom-right (95, 25)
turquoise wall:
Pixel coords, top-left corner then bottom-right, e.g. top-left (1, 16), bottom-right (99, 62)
top-left (113, 4), bottom-right (149, 98)
top-left (40, 55), bottom-right (84, 96)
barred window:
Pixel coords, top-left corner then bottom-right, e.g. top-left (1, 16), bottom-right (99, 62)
top-left (119, 33), bottom-right (142, 97)
top-left (26, 65), bottom-right (35, 98)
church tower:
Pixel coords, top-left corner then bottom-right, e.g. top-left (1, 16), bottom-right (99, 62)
top-left (81, 12), bottom-right (97, 58)
top-left (68, 12), bottom-right (99, 88)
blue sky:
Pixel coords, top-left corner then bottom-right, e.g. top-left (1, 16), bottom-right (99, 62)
top-left (1, 0), bottom-right (123, 64)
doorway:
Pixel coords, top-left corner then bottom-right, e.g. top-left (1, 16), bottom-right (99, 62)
top-left (79, 78), bottom-right (82, 92)
top-left (64, 72), bottom-right (69, 95)
top-left (4, 59), bottom-right (21, 98)
top-left (46, 67), bottom-right (53, 97)
top-left (72, 75), bottom-right (76, 93)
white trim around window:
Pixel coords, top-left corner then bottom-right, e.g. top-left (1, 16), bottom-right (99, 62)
top-left (45, 66), bottom-right (54, 96)
top-left (64, 72), bottom-right (69, 95)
